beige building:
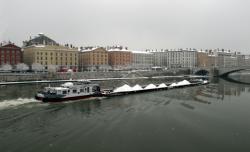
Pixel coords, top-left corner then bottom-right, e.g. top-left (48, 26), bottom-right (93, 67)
top-left (23, 45), bottom-right (78, 71)
top-left (197, 51), bottom-right (209, 67)
top-left (79, 47), bottom-right (109, 71)
top-left (22, 33), bottom-right (78, 71)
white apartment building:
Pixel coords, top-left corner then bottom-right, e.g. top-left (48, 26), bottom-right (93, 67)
top-left (151, 49), bottom-right (197, 68)
top-left (245, 55), bottom-right (250, 66)
top-left (131, 50), bottom-right (153, 70)
top-left (215, 50), bottom-right (237, 68)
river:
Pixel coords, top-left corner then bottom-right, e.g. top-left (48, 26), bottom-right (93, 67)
top-left (0, 74), bottom-right (250, 152)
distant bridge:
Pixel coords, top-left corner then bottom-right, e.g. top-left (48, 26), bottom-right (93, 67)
top-left (194, 66), bottom-right (250, 77)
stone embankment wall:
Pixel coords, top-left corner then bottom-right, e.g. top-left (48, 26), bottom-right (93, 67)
top-left (0, 69), bottom-right (190, 82)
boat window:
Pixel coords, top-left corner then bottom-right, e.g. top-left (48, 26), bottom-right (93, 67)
top-left (62, 91), bottom-right (67, 94)
top-left (80, 89), bottom-right (83, 92)
top-left (87, 87), bottom-right (89, 93)
top-left (92, 86), bottom-right (100, 92)
top-left (73, 89), bottom-right (77, 93)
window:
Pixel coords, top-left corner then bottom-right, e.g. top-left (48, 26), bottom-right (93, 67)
top-left (73, 89), bottom-right (77, 93)
top-left (63, 91), bottom-right (67, 94)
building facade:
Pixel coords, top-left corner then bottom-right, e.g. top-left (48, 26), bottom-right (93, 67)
top-left (108, 48), bottom-right (132, 70)
top-left (216, 50), bottom-right (237, 68)
top-left (0, 42), bottom-right (22, 66)
top-left (22, 34), bottom-right (78, 71)
top-left (131, 50), bottom-right (153, 70)
top-left (245, 55), bottom-right (250, 66)
top-left (151, 49), bottom-right (197, 69)
top-left (79, 47), bottom-right (109, 71)
top-left (197, 51), bottom-right (209, 67)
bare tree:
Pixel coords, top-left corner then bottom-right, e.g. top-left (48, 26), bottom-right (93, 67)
top-left (32, 63), bottom-right (44, 71)
top-left (16, 63), bottom-right (29, 71)
top-left (1, 64), bottom-right (12, 71)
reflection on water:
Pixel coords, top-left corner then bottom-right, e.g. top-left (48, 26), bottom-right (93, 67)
top-left (0, 75), bottom-right (250, 152)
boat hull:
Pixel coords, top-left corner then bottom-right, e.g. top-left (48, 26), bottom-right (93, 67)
top-left (35, 94), bottom-right (102, 102)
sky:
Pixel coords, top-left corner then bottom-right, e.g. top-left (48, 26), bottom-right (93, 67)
top-left (1, 0), bottom-right (250, 53)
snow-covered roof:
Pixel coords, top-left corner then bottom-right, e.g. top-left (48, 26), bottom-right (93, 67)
top-left (131, 50), bottom-right (152, 54)
top-left (108, 48), bottom-right (131, 52)
top-left (80, 47), bottom-right (105, 53)
top-left (34, 45), bottom-right (45, 48)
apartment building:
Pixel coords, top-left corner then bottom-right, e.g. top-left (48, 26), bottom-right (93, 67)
top-left (79, 47), bottom-right (109, 71)
top-left (0, 42), bottom-right (22, 66)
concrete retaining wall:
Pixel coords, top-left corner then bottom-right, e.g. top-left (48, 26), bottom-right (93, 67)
top-left (0, 69), bottom-right (190, 82)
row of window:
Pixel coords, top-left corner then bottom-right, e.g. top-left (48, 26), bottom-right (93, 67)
top-left (38, 61), bottom-right (77, 65)
top-left (36, 56), bottom-right (77, 61)
top-left (36, 52), bottom-right (77, 57)
top-left (62, 87), bottom-right (90, 95)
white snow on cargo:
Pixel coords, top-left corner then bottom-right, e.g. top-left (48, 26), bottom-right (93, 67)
top-left (158, 83), bottom-right (167, 88)
top-left (176, 80), bottom-right (191, 86)
top-left (132, 84), bottom-right (143, 91)
top-left (145, 84), bottom-right (157, 90)
top-left (114, 84), bottom-right (133, 92)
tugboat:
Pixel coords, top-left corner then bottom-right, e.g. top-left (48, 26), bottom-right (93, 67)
top-left (35, 80), bottom-right (101, 102)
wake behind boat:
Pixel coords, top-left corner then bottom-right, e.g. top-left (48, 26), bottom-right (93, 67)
top-left (35, 80), bottom-right (101, 102)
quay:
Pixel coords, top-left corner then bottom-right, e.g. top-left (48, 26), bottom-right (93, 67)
top-left (0, 75), bottom-right (206, 85)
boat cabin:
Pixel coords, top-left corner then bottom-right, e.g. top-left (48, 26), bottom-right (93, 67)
top-left (43, 81), bottom-right (100, 96)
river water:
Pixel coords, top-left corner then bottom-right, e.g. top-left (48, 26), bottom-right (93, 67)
top-left (0, 74), bottom-right (250, 152)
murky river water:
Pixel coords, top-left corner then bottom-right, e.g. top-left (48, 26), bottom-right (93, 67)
top-left (0, 74), bottom-right (250, 152)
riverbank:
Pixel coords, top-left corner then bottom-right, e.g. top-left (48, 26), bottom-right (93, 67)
top-left (0, 69), bottom-right (192, 82)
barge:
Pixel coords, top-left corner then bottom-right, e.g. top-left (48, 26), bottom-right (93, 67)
top-left (102, 80), bottom-right (209, 97)
top-left (35, 79), bottom-right (209, 102)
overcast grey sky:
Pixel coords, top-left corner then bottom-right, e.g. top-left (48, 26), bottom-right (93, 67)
top-left (1, 0), bottom-right (250, 52)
